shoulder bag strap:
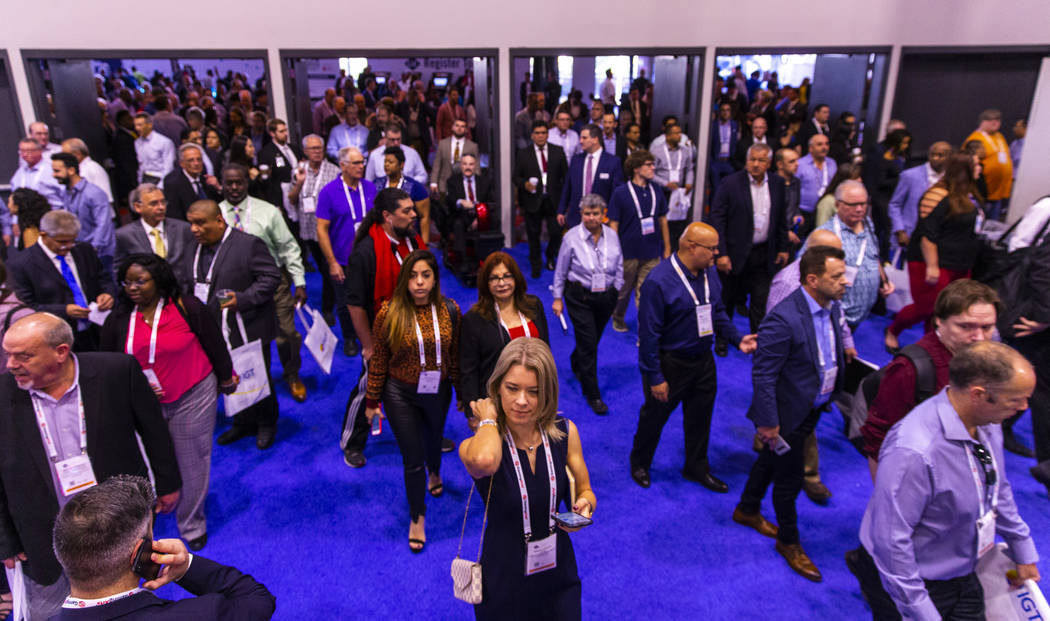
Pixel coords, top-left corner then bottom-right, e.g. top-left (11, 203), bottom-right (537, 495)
top-left (454, 475), bottom-right (495, 562)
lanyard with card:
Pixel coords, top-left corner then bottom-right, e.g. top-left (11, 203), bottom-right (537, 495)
top-left (664, 145), bottom-right (682, 181)
top-left (192, 226), bottom-right (232, 303)
top-left (965, 433), bottom-right (1000, 558)
top-left (496, 306), bottom-right (532, 339)
top-left (505, 429), bottom-right (557, 576)
top-left (670, 254), bottom-right (713, 337)
top-left (833, 217), bottom-right (867, 286)
top-left (814, 311), bottom-right (837, 395)
top-left (578, 226), bottom-right (609, 292)
top-left (414, 304), bottom-right (442, 394)
top-left (125, 298), bottom-right (165, 395)
top-left (817, 161), bottom-right (829, 195)
top-left (342, 179), bottom-right (366, 221)
top-left (301, 168), bottom-right (322, 214)
top-left (974, 207), bottom-right (985, 234)
top-left (628, 182), bottom-right (657, 235)
top-left (31, 392), bottom-right (98, 496)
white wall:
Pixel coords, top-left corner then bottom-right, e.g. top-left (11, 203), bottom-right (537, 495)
top-left (4, 0), bottom-right (1048, 241)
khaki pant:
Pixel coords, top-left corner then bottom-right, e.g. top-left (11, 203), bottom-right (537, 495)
top-left (274, 270), bottom-right (302, 381)
top-left (613, 257), bottom-right (659, 323)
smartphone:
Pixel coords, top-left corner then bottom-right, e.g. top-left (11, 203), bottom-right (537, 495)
top-left (771, 435), bottom-right (791, 456)
top-left (370, 414), bottom-right (382, 436)
top-left (130, 537), bottom-right (161, 581)
top-left (555, 511), bottom-right (592, 528)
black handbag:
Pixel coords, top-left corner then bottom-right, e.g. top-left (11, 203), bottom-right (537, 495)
top-left (972, 199), bottom-right (1050, 287)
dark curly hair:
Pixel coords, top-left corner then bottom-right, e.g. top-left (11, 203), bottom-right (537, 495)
top-left (10, 187), bottom-right (52, 231)
top-left (115, 253), bottom-right (183, 310)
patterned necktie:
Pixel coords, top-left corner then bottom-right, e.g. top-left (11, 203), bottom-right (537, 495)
top-left (233, 207), bottom-right (244, 231)
top-left (453, 140), bottom-right (461, 162)
top-left (58, 255), bottom-right (88, 307)
top-left (151, 229), bottom-right (167, 259)
top-left (584, 154), bottom-right (594, 195)
top-left (467, 178), bottom-right (475, 202)
top-left (193, 178), bottom-right (206, 199)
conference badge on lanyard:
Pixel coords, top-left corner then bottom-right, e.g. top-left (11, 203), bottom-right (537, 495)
top-left (671, 255), bottom-right (713, 337)
top-left (628, 182), bottom-right (657, 236)
top-left (126, 298), bottom-right (165, 397)
top-left (415, 304), bottom-right (442, 394)
top-left (817, 317), bottom-right (837, 396)
top-left (966, 435), bottom-right (999, 558)
top-left (31, 395), bottom-right (98, 497)
top-left (504, 429), bottom-right (558, 576)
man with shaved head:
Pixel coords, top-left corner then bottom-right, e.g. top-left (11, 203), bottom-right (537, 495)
top-left (888, 141), bottom-right (952, 248)
top-left (0, 312), bottom-right (181, 620)
top-left (630, 222), bottom-right (758, 491)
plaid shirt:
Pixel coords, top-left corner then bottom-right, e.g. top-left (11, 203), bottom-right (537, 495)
top-left (296, 160), bottom-right (340, 241)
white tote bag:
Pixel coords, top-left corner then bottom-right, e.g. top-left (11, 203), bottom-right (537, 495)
top-left (295, 303), bottom-right (337, 375)
top-left (221, 308), bottom-right (271, 417)
top-left (977, 542), bottom-right (1050, 620)
top-left (884, 249), bottom-right (913, 314)
top-left (4, 560), bottom-right (28, 621)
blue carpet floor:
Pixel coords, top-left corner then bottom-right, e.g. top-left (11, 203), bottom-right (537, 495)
top-left (149, 241), bottom-right (1050, 619)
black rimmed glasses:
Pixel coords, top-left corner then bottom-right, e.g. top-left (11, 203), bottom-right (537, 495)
top-left (488, 274), bottom-right (514, 284)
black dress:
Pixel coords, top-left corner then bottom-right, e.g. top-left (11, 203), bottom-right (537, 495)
top-left (474, 419), bottom-right (581, 621)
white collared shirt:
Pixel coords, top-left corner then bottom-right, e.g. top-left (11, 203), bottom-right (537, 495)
top-left (140, 218), bottom-right (167, 253)
top-left (925, 162), bottom-right (942, 188)
top-left (461, 175), bottom-right (477, 205)
top-left (450, 137), bottom-right (465, 162)
top-left (134, 131), bottom-right (176, 182)
top-left (534, 143), bottom-right (549, 187)
top-left (749, 174), bottom-right (771, 244)
top-left (39, 240), bottom-right (85, 295)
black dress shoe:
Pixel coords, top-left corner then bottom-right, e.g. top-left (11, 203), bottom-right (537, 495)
top-left (1003, 432), bottom-right (1036, 458)
top-left (546, 259), bottom-right (556, 271)
top-left (441, 437), bottom-right (456, 453)
top-left (323, 311), bottom-right (336, 327)
top-left (343, 449), bottom-right (366, 468)
top-left (256, 425), bottom-right (276, 450)
top-left (343, 340), bottom-right (359, 357)
top-left (588, 398), bottom-right (609, 415)
top-left (631, 465), bottom-right (651, 488)
top-left (217, 425), bottom-right (251, 446)
top-left (187, 534), bottom-right (208, 551)
top-left (683, 469), bottom-right (729, 493)
top-left (714, 340), bottom-right (728, 357)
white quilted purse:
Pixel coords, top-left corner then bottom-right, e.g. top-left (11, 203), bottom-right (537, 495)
top-left (451, 477), bottom-right (494, 604)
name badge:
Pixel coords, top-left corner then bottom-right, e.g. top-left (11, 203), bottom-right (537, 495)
top-left (844, 265), bottom-right (859, 286)
top-left (977, 510), bottom-right (997, 557)
top-left (820, 367), bottom-right (837, 396)
top-left (974, 211), bottom-right (985, 234)
top-left (599, 172), bottom-right (609, 180)
top-left (696, 304), bottom-right (713, 337)
top-left (353, 221), bottom-right (362, 233)
top-left (640, 217), bottom-right (655, 236)
top-left (302, 196), bottom-right (317, 214)
top-left (525, 534), bottom-right (557, 576)
top-left (142, 368), bottom-right (164, 397)
top-left (591, 273), bottom-right (606, 293)
top-left (194, 282), bottom-right (210, 304)
top-left (56, 454), bottom-right (98, 497)
top-left (417, 370), bottom-right (441, 394)
top-left (275, 156), bottom-right (286, 168)
top-left (997, 150), bottom-right (1008, 164)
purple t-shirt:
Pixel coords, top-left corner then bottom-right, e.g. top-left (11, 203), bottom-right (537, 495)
top-left (316, 177), bottom-right (377, 265)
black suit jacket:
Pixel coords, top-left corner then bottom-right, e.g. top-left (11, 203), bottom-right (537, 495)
top-left (114, 218), bottom-right (197, 293)
top-left (8, 243), bottom-right (117, 325)
top-left (731, 136), bottom-right (772, 171)
top-left (444, 172), bottom-right (498, 224)
top-left (257, 141), bottom-right (302, 210)
top-left (458, 297), bottom-right (550, 404)
top-left (706, 170), bottom-right (789, 274)
top-left (0, 352), bottom-right (181, 585)
top-left (191, 228), bottom-right (281, 346)
top-left (52, 555), bottom-right (276, 620)
top-left (797, 119), bottom-right (828, 156)
top-left (162, 169), bottom-right (222, 221)
top-left (513, 143), bottom-right (568, 215)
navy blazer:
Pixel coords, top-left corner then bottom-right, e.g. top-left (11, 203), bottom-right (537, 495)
top-left (52, 555), bottom-right (276, 620)
top-left (709, 120), bottom-right (740, 160)
top-left (748, 287), bottom-right (846, 434)
top-left (557, 150), bottom-right (624, 227)
top-left (7, 243), bottom-right (117, 326)
top-left (706, 170), bottom-right (789, 274)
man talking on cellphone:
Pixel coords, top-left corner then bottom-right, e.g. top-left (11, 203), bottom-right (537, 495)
top-left (51, 475), bottom-right (276, 619)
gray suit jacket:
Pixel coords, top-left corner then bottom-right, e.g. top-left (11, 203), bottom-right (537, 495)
top-left (429, 136), bottom-right (478, 195)
top-left (115, 219), bottom-right (196, 293)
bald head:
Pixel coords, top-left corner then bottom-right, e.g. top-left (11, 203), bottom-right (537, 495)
top-left (928, 141), bottom-right (952, 173)
top-left (807, 229), bottom-right (842, 250)
top-left (678, 222), bottom-right (720, 272)
top-left (6, 312), bottom-right (73, 349)
top-left (3, 312), bottom-right (74, 393)
top-left (682, 221), bottom-right (717, 244)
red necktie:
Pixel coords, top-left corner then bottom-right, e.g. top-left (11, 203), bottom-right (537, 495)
top-left (540, 147), bottom-right (548, 173)
top-left (584, 155), bottom-right (594, 195)
top-left (468, 178), bottom-right (476, 202)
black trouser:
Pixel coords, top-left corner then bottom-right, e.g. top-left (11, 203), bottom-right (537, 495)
top-left (523, 198), bottom-right (562, 270)
top-left (630, 349), bottom-right (718, 475)
top-left (849, 546), bottom-right (985, 620)
top-left (304, 239), bottom-right (335, 315)
top-left (331, 264), bottom-right (358, 344)
top-left (1012, 338), bottom-right (1050, 464)
top-left (738, 407), bottom-right (821, 544)
top-left (871, 197), bottom-right (892, 263)
top-left (719, 242), bottom-right (772, 335)
top-left (231, 340), bottom-right (278, 430)
top-left (341, 364), bottom-right (370, 452)
top-left (799, 209), bottom-right (816, 240)
top-left (564, 281), bottom-right (617, 400)
top-left (383, 378), bottom-right (451, 521)
top-left (667, 219), bottom-right (688, 252)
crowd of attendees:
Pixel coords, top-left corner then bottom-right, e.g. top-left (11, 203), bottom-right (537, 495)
top-left (0, 60), bottom-right (1047, 621)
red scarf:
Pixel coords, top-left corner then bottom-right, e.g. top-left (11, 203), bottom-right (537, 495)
top-left (369, 222), bottom-right (424, 314)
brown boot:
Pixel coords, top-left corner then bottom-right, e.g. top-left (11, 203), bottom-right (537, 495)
top-left (776, 541), bottom-right (822, 582)
top-left (732, 508), bottom-right (778, 538)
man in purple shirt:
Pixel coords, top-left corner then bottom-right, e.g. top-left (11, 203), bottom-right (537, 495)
top-left (316, 146), bottom-right (376, 354)
top-left (851, 341), bottom-right (1040, 620)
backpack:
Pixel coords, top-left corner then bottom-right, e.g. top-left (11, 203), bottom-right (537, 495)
top-left (845, 344), bottom-right (937, 450)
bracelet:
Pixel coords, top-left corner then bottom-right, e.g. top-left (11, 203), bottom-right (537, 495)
top-left (477, 419), bottom-right (498, 429)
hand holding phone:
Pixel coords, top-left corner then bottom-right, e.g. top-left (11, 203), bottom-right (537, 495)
top-left (131, 537), bottom-right (162, 581)
top-left (555, 511), bottom-right (593, 529)
top-left (138, 538), bottom-right (192, 591)
top-left (770, 435), bottom-right (791, 455)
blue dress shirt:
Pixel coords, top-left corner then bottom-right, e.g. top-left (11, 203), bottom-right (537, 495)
top-left (64, 179), bottom-right (116, 258)
top-left (637, 256), bottom-right (741, 386)
top-left (326, 123), bottom-right (369, 161)
top-left (552, 223), bottom-right (624, 299)
top-left (800, 288), bottom-right (835, 408)
top-left (860, 389), bottom-right (1039, 621)
top-left (796, 154), bottom-right (837, 213)
top-left (817, 215), bottom-right (881, 325)
top-left (375, 175), bottom-right (429, 203)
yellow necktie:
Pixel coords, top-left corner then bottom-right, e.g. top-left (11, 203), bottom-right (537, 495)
top-left (151, 229), bottom-right (166, 259)
top-left (453, 141), bottom-right (461, 162)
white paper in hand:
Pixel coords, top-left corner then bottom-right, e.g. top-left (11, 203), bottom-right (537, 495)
top-left (87, 302), bottom-right (111, 326)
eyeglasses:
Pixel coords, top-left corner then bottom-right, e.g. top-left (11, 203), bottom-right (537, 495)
top-left (837, 200), bottom-right (868, 208)
top-left (684, 239), bottom-right (719, 252)
top-left (971, 442), bottom-right (997, 488)
top-left (122, 277), bottom-right (154, 289)
top-left (488, 274), bottom-right (514, 284)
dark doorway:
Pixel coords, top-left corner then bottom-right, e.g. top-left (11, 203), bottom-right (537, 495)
top-left (0, 51), bottom-right (25, 179)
